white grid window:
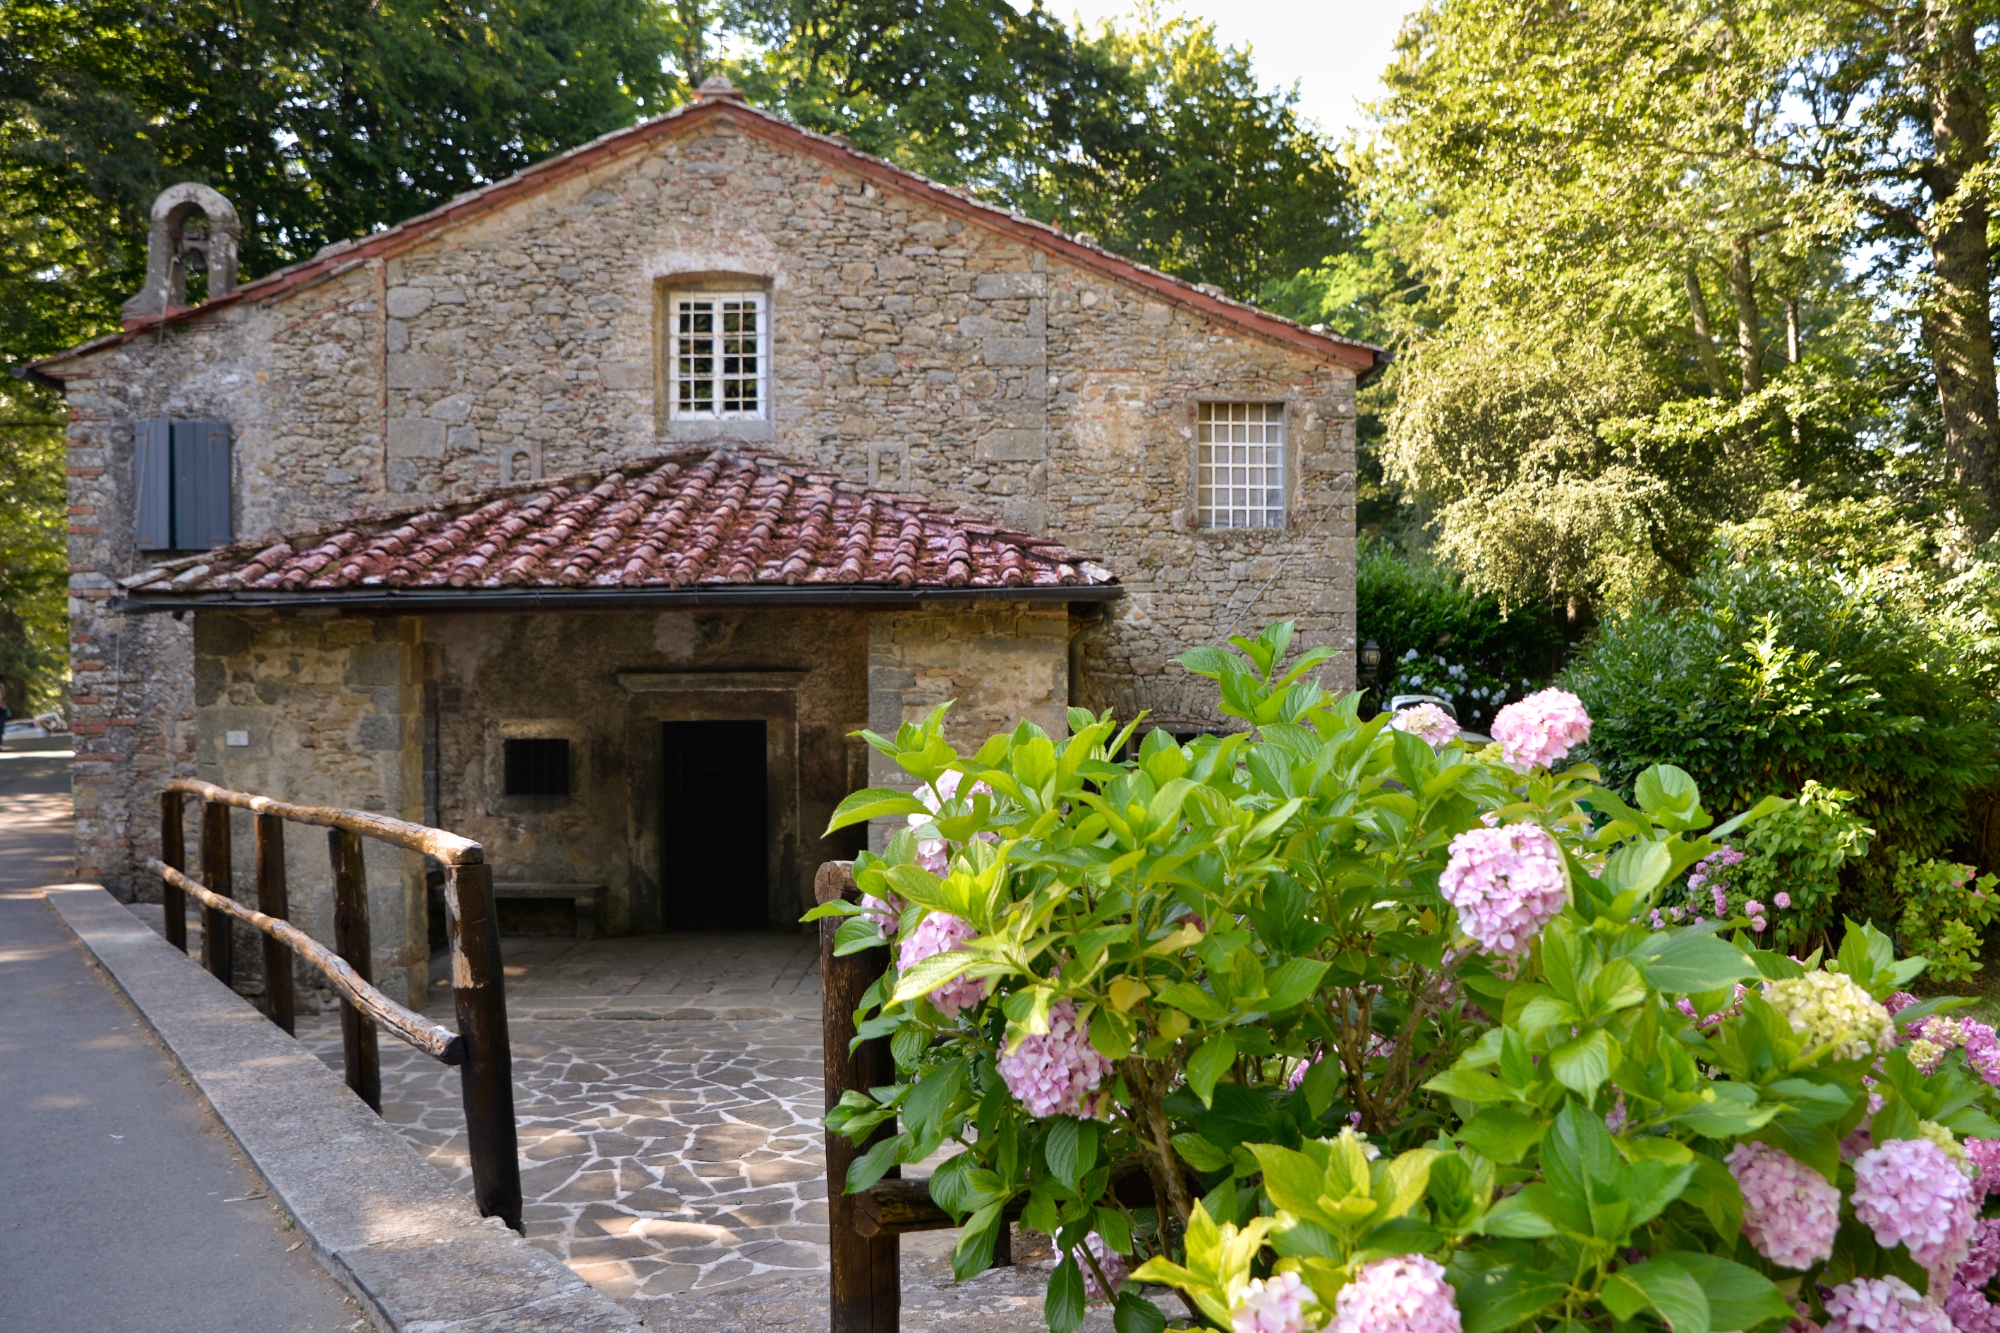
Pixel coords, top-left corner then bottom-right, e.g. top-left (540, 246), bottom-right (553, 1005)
top-left (1197, 402), bottom-right (1286, 529)
top-left (669, 292), bottom-right (767, 419)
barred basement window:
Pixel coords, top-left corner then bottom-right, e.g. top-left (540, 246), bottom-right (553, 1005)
top-left (1196, 402), bottom-right (1286, 530)
top-left (669, 291), bottom-right (767, 419)
top-left (503, 738), bottom-right (572, 797)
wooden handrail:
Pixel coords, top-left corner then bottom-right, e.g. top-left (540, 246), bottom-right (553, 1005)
top-left (165, 777), bottom-right (483, 864)
top-left (158, 781), bottom-right (521, 1231)
top-left (148, 857), bottom-right (463, 1063)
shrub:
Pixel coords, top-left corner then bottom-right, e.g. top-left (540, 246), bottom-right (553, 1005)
top-left (1655, 783), bottom-right (1873, 956)
top-left (813, 622), bottom-right (2000, 1333)
top-left (1898, 858), bottom-right (2000, 985)
top-left (1562, 555), bottom-right (2000, 908)
top-left (1356, 538), bottom-right (1569, 729)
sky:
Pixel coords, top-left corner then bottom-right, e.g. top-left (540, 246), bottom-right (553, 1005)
top-left (1048, 0), bottom-right (1425, 137)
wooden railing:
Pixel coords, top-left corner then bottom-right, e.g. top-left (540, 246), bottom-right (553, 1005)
top-left (152, 777), bottom-right (522, 1231)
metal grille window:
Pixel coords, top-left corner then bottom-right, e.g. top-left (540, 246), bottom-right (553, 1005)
top-left (1196, 402), bottom-right (1286, 529)
top-left (670, 292), bottom-right (767, 419)
top-left (503, 738), bottom-right (572, 797)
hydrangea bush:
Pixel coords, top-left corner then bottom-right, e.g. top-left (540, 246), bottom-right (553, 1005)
top-left (811, 622), bottom-right (2000, 1333)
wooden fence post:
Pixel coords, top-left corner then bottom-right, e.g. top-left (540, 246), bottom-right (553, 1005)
top-left (200, 801), bottom-right (233, 983)
top-left (816, 860), bottom-right (899, 1333)
top-left (161, 790), bottom-right (187, 953)
top-left (329, 829), bottom-right (382, 1112)
top-left (444, 860), bottom-right (523, 1231)
top-left (255, 813), bottom-right (294, 1035)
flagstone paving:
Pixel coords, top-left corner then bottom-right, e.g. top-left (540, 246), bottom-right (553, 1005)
top-left (293, 932), bottom-right (1139, 1330)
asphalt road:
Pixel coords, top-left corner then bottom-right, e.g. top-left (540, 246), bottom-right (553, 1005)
top-left (0, 745), bottom-right (374, 1332)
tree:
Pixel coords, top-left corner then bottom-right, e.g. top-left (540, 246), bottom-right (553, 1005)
top-left (1356, 0), bottom-right (1938, 614)
top-left (727, 0), bottom-right (1358, 300)
top-left (0, 0), bottom-right (689, 367)
top-left (0, 400), bottom-right (67, 713)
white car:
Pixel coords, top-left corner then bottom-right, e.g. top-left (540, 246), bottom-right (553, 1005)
top-left (3, 711), bottom-right (69, 738)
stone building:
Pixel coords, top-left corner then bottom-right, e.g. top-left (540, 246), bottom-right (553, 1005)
top-left (23, 79), bottom-right (1380, 1002)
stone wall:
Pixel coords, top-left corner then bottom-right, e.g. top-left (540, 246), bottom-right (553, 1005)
top-left (864, 604), bottom-right (1070, 849)
top-left (51, 101), bottom-right (1358, 899)
top-left (192, 612), bottom-right (427, 1006)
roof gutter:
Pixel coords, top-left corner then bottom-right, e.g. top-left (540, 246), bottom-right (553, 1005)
top-left (114, 583), bottom-right (1124, 616)
top-left (1359, 346), bottom-right (1394, 388)
top-left (9, 361), bottom-right (64, 392)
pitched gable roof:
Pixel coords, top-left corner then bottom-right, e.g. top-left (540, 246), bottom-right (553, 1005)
top-left (27, 92), bottom-right (1384, 382)
top-left (116, 446), bottom-right (1119, 613)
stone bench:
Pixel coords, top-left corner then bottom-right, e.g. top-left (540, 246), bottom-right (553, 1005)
top-left (489, 883), bottom-right (608, 940)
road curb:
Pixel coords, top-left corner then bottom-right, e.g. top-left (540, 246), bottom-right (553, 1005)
top-left (42, 883), bottom-right (643, 1332)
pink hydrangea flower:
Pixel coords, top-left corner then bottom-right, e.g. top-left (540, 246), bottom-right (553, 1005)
top-left (1231, 1271), bottom-right (1320, 1333)
top-left (859, 891), bottom-right (903, 934)
top-left (1886, 992), bottom-right (1921, 1016)
top-left (1776, 891), bottom-right (1793, 908)
top-left (1944, 1281), bottom-right (2000, 1333)
top-left (1391, 703), bottom-right (1459, 750)
top-left (1489, 688), bottom-right (1591, 768)
top-left (1822, 1276), bottom-right (1953, 1333)
top-left (1438, 823), bottom-right (1569, 956)
top-left (907, 771), bottom-right (994, 874)
top-left (1072, 1230), bottom-right (1127, 1302)
top-left (1966, 1021), bottom-right (2000, 1086)
top-left (1969, 1138), bottom-right (2000, 1195)
top-left (1329, 1254), bottom-right (1461, 1333)
top-left (1852, 1137), bottom-right (1979, 1278)
top-left (897, 911), bottom-right (988, 1018)
top-left (997, 1000), bottom-right (1113, 1118)
top-left (1962, 1217), bottom-right (2000, 1287)
top-left (1727, 1142), bottom-right (1840, 1269)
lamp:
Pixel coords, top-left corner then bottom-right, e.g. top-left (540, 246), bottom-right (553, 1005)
top-left (1359, 640), bottom-right (1381, 680)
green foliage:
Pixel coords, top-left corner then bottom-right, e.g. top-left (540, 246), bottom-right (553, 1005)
top-left (1, 0), bottom-right (688, 365)
top-left (1564, 556), bottom-right (2000, 899)
top-left (732, 3), bottom-right (1356, 301)
top-left (1354, 0), bottom-right (1959, 613)
top-left (0, 394), bottom-right (68, 710)
top-left (1897, 858), bottom-right (2000, 985)
top-left (1733, 782), bottom-right (1875, 953)
top-left (1355, 538), bottom-right (1570, 727)
top-left (812, 622), bottom-right (1999, 1331)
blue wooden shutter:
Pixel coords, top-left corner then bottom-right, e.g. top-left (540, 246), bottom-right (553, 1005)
top-left (170, 420), bottom-right (232, 549)
top-left (135, 420), bottom-right (173, 550)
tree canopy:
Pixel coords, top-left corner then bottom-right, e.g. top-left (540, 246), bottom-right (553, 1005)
top-left (1335, 0), bottom-right (2000, 615)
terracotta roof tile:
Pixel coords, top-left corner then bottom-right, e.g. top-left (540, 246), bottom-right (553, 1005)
top-left (125, 448), bottom-right (1116, 600)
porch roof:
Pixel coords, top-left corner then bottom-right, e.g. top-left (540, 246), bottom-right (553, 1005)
top-left (117, 447), bottom-right (1120, 614)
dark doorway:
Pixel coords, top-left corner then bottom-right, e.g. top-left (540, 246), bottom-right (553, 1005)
top-left (661, 719), bottom-right (769, 930)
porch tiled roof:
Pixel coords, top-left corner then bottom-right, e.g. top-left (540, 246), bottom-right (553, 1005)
top-left (124, 449), bottom-right (1116, 598)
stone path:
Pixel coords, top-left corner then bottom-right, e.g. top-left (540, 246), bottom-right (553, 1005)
top-left (292, 932), bottom-right (1132, 1330)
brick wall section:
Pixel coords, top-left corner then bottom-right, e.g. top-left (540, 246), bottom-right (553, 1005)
top-left (52, 108), bottom-right (1356, 898)
top-left (193, 612), bottom-right (428, 1006)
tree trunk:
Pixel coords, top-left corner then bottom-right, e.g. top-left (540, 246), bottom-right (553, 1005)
top-left (1919, 1), bottom-right (1999, 535)
top-left (676, 0), bottom-right (706, 84)
top-left (1728, 234), bottom-right (1763, 395)
top-left (1786, 297), bottom-right (1803, 450)
top-left (1685, 268), bottom-right (1729, 397)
